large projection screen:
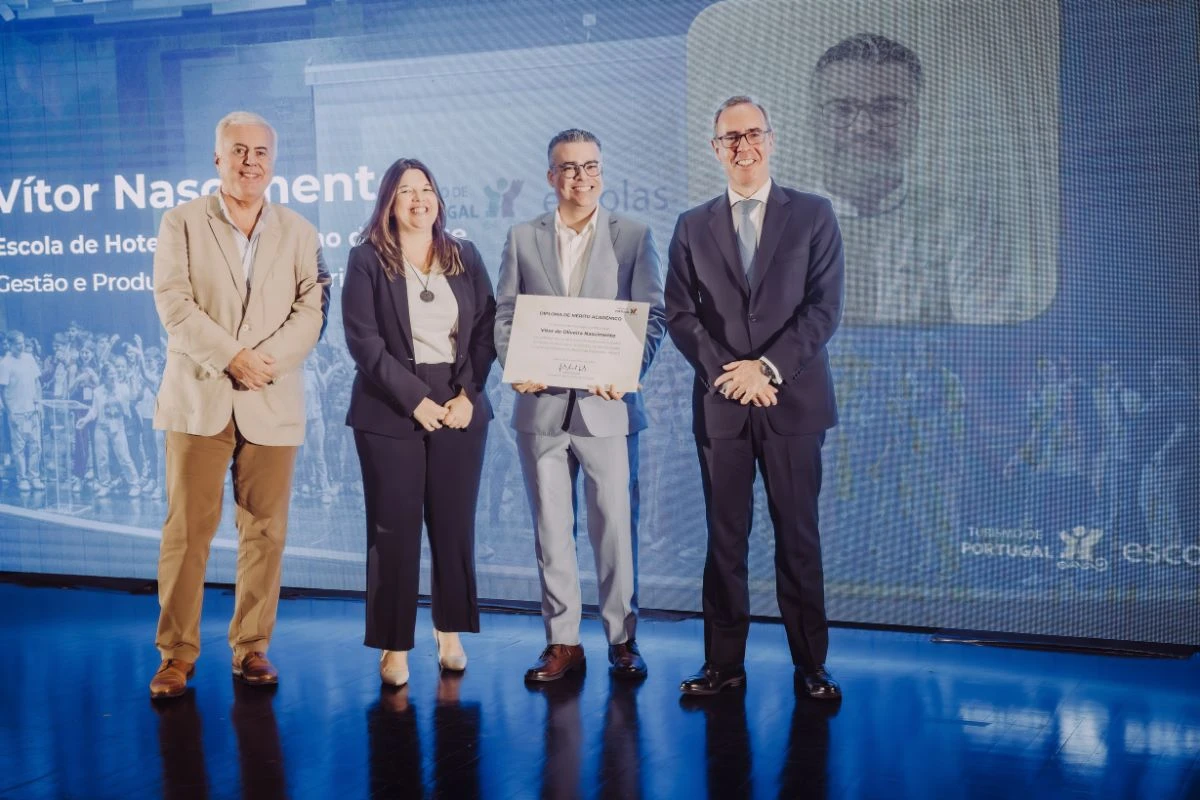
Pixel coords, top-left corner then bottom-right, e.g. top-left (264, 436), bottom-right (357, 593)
top-left (0, 0), bottom-right (1196, 646)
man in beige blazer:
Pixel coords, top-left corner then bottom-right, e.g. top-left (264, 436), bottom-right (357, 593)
top-left (149, 111), bottom-right (328, 699)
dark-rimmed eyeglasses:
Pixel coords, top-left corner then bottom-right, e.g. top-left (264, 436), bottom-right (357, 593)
top-left (712, 128), bottom-right (772, 149)
top-left (819, 99), bottom-right (911, 129)
top-left (554, 161), bottom-right (601, 178)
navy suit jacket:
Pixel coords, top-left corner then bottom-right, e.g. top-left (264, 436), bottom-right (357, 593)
top-left (342, 239), bottom-right (496, 439)
top-left (665, 182), bottom-right (843, 439)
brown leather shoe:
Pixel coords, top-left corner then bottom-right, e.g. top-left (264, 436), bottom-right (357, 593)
top-left (608, 641), bottom-right (648, 679)
top-left (232, 651), bottom-right (278, 686)
top-left (149, 658), bottom-right (195, 699)
top-left (524, 644), bottom-right (585, 682)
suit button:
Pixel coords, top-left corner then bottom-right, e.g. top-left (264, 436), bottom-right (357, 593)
top-left (241, 324), bottom-right (252, 332)
top-left (749, 315), bottom-right (758, 323)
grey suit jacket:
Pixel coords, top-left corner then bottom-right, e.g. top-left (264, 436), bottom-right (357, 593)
top-left (495, 207), bottom-right (666, 437)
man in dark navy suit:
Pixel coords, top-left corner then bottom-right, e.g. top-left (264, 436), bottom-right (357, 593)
top-left (666, 96), bottom-right (845, 700)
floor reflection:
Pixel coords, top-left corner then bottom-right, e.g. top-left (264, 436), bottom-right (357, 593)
top-left (153, 691), bottom-right (209, 800)
top-left (598, 681), bottom-right (643, 799)
top-left (433, 674), bottom-right (481, 799)
top-left (681, 689), bottom-right (753, 800)
top-left (231, 682), bottom-right (286, 800)
top-left (777, 685), bottom-right (839, 800)
top-left (530, 670), bottom-right (586, 800)
top-left (2, 583), bottom-right (1197, 800)
top-left (368, 686), bottom-right (422, 796)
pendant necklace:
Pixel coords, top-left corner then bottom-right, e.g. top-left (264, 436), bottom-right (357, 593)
top-left (404, 256), bottom-right (436, 302)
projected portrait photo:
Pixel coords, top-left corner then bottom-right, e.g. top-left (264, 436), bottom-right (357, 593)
top-left (685, 0), bottom-right (1059, 325)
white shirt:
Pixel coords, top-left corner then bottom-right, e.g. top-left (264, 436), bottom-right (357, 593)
top-left (554, 208), bottom-right (598, 295)
top-left (725, 179), bottom-right (781, 384)
top-left (216, 192), bottom-right (269, 290)
top-left (0, 352), bottom-right (42, 413)
top-left (403, 260), bottom-right (459, 365)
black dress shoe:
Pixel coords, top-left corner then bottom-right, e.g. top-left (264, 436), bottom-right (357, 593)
top-left (608, 641), bottom-right (648, 680)
top-left (680, 663), bottom-right (746, 696)
top-left (798, 665), bottom-right (842, 701)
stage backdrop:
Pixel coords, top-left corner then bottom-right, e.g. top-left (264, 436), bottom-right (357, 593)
top-left (1, 0), bottom-right (1196, 645)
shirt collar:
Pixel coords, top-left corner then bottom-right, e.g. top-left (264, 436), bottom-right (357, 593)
top-left (727, 178), bottom-right (772, 209)
top-left (554, 206), bottom-right (599, 238)
top-left (216, 191), bottom-right (271, 235)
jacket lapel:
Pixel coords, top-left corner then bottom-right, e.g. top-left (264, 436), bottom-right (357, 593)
top-left (533, 212), bottom-right (567, 296)
top-left (576, 207), bottom-right (617, 299)
top-left (446, 265), bottom-right (473, 361)
top-left (247, 207), bottom-right (282, 302)
top-left (749, 183), bottom-right (792, 293)
top-left (384, 254), bottom-right (416, 360)
top-left (205, 194), bottom-right (249, 305)
top-left (706, 194), bottom-right (749, 297)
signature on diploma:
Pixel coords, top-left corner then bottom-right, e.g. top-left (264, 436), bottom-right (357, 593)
top-left (556, 361), bottom-right (589, 375)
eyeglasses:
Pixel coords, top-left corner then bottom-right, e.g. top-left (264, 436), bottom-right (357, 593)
top-left (554, 161), bottom-right (601, 178)
top-left (712, 128), bottom-right (772, 149)
top-left (819, 99), bottom-right (911, 129)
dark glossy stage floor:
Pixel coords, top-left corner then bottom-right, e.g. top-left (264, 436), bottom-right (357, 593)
top-left (1, 581), bottom-right (1198, 799)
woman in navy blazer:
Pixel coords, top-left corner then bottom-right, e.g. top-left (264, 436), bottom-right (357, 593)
top-left (342, 158), bottom-right (496, 688)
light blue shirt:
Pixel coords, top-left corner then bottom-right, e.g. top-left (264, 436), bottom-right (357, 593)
top-left (216, 192), bottom-right (270, 291)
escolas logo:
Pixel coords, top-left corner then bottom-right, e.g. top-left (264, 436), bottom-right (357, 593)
top-left (483, 178), bottom-right (524, 218)
top-left (1057, 526), bottom-right (1108, 571)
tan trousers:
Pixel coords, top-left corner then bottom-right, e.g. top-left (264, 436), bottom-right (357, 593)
top-left (155, 416), bottom-right (298, 662)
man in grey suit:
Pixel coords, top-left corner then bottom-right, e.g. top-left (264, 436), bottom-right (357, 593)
top-left (495, 128), bottom-right (666, 682)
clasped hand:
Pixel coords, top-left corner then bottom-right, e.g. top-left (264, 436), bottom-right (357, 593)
top-left (413, 391), bottom-right (474, 432)
top-left (713, 360), bottom-right (778, 407)
top-left (227, 348), bottom-right (276, 391)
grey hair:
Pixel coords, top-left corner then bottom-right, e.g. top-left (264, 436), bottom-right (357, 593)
top-left (712, 95), bottom-right (772, 134)
top-left (815, 33), bottom-right (923, 90)
top-left (214, 111), bottom-right (277, 154)
top-left (546, 128), bottom-right (601, 167)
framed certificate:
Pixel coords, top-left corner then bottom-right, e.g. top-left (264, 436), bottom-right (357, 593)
top-left (502, 295), bottom-right (649, 392)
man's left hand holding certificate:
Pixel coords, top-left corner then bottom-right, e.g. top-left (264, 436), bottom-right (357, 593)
top-left (502, 295), bottom-right (650, 393)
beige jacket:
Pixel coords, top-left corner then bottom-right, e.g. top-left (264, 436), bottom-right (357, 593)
top-left (152, 193), bottom-right (324, 446)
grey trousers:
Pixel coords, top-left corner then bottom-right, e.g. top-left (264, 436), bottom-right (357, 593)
top-left (516, 430), bottom-right (637, 646)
